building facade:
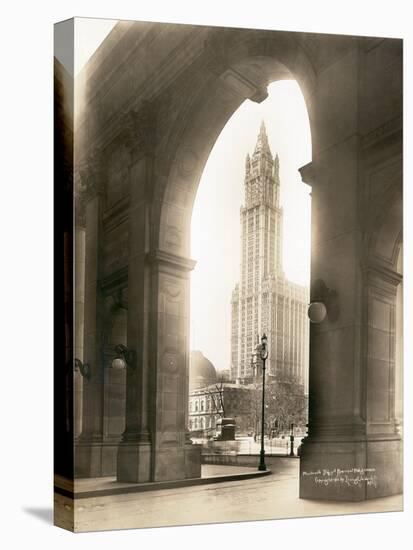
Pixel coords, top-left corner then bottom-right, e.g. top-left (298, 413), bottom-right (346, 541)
top-left (189, 383), bottom-right (255, 435)
top-left (231, 123), bottom-right (309, 389)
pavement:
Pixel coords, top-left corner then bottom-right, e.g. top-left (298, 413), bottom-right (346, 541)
top-left (54, 464), bottom-right (270, 499)
top-left (54, 458), bottom-right (403, 532)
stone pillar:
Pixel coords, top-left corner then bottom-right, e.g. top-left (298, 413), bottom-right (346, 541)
top-left (115, 100), bottom-right (200, 482)
top-left (101, 302), bottom-right (128, 475)
top-left (299, 141), bottom-right (369, 501)
top-left (116, 172), bottom-right (151, 481)
top-left (148, 250), bottom-right (202, 481)
top-left (363, 263), bottom-right (402, 498)
top-left (74, 216), bottom-right (86, 438)
top-left (116, 171), bottom-right (202, 482)
top-left (300, 259), bottom-right (402, 500)
top-left (299, 107), bottom-right (402, 502)
top-left (395, 248), bottom-right (403, 425)
top-left (73, 226), bottom-right (85, 438)
top-left (75, 151), bottom-right (106, 477)
top-left (116, 105), bottom-right (156, 483)
top-left (299, 45), bottom-right (364, 500)
top-left (298, 39), bottom-right (402, 500)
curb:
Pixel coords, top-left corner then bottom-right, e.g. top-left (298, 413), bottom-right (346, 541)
top-left (54, 469), bottom-right (272, 500)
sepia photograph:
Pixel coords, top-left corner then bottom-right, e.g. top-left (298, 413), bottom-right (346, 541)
top-left (53, 13), bottom-right (404, 533)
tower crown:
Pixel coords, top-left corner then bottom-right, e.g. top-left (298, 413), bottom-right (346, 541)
top-left (253, 120), bottom-right (272, 158)
top-left (244, 121), bottom-right (280, 208)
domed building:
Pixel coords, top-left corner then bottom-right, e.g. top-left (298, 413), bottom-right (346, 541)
top-left (189, 351), bottom-right (217, 390)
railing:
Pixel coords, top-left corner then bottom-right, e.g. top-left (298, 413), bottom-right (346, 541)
top-left (192, 435), bottom-right (304, 456)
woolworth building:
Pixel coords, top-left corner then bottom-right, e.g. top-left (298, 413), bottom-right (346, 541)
top-left (231, 122), bottom-right (309, 389)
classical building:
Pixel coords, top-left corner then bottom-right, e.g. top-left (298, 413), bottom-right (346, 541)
top-left (188, 351), bottom-right (254, 435)
top-left (189, 350), bottom-right (218, 390)
top-left (189, 383), bottom-right (255, 435)
top-left (231, 123), bottom-right (309, 389)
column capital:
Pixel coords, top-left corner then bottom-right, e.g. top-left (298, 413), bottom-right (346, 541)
top-left (299, 161), bottom-right (315, 187)
top-left (78, 146), bottom-right (105, 202)
top-left (147, 249), bottom-right (197, 274)
top-left (364, 260), bottom-right (403, 288)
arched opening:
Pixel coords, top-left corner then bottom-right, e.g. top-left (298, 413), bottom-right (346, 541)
top-left (138, 42), bottom-right (317, 485)
top-left (188, 80), bottom-right (311, 459)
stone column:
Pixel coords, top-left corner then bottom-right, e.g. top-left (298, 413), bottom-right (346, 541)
top-left (74, 199), bottom-right (86, 438)
top-left (116, 109), bottom-right (202, 481)
top-left (363, 263), bottom-right (402, 498)
top-left (116, 104), bottom-right (157, 482)
top-left (148, 250), bottom-right (202, 481)
top-left (116, 166), bottom-right (152, 482)
top-left (299, 148), bottom-right (369, 500)
top-left (75, 151), bottom-right (106, 477)
top-left (298, 41), bottom-right (402, 501)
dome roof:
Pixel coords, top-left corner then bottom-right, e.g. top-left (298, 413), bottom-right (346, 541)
top-left (189, 351), bottom-right (217, 389)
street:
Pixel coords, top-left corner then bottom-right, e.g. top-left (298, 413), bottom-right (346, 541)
top-left (55, 458), bottom-right (402, 532)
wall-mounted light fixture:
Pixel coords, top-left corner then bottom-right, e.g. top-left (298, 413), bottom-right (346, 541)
top-left (111, 344), bottom-right (136, 370)
top-left (74, 358), bottom-right (91, 380)
top-left (308, 279), bottom-right (339, 324)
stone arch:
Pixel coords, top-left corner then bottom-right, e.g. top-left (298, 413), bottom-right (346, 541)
top-left (154, 32), bottom-right (316, 257)
top-left (134, 35), bottom-right (316, 484)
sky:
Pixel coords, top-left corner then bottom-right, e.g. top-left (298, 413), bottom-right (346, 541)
top-left (74, 17), bottom-right (117, 75)
top-left (64, 18), bottom-right (312, 374)
top-left (190, 81), bottom-right (312, 371)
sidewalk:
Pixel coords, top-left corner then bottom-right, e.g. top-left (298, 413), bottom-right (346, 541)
top-left (54, 464), bottom-right (271, 499)
top-left (55, 458), bottom-right (403, 532)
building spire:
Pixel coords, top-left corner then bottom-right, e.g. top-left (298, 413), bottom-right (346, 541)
top-left (253, 120), bottom-right (271, 157)
top-left (274, 153), bottom-right (280, 178)
top-left (245, 152), bottom-right (251, 174)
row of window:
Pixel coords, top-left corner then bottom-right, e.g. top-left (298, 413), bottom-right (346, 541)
top-left (189, 415), bottom-right (220, 430)
top-left (189, 398), bottom-right (222, 413)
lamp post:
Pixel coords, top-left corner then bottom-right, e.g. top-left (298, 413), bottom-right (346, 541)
top-left (289, 422), bottom-right (295, 457)
top-left (258, 333), bottom-right (268, 471)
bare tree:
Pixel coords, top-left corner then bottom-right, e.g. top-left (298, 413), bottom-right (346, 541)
top-left (205, 378), bottom-right (226, 418)
top-left (251, 373), bottom-right (308, 438)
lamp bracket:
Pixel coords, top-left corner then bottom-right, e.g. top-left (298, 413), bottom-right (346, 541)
top-left (74, 358), bottom-right (91, 380)
top-left (114, 344), bottom-right (136, 369)
top-left (311, 278), bottom-right (339, 322)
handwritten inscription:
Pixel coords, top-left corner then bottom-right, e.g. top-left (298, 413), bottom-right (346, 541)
top-left (302, 468), bottom-right (377, 488)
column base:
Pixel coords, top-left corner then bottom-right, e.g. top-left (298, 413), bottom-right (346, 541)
top-left (75, 439), bottom-right (120, 478)
top-left (153, 443), bottom-right (202, 481)
top-left (117, 441), bottom-right (202, 483)
top-left (299, 436), bottom-right (402, 501)
top-left (117, 441), bottom-right (152, 483)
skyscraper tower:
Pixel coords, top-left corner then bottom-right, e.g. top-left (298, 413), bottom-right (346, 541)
top-left (231, 122), bottom-right (309, 388)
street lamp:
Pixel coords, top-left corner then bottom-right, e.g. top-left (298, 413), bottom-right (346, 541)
top-left (258, 333), bottom-right (268, 471)
top-left (289, 422), bottom-right (295, 456)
